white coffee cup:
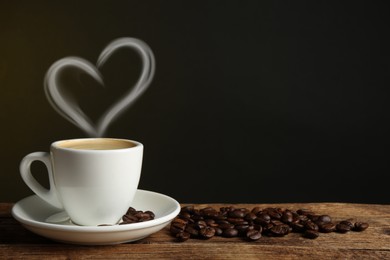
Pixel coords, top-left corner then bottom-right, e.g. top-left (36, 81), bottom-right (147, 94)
top-left (19, 138), bottom-right (143, 226)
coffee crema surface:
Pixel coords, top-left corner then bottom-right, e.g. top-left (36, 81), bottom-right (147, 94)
top-left (57, 139), bottom-right (137, 150)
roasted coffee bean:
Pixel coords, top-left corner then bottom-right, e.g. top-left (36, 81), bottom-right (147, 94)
top-left (251, 207), bottom-right (262, 215)
top-left (271, 220), bottom-right (284, 226)
top-left (304, 221), bottom-right (319, 231)
top-left (227, 217), bottom-right (245, 224)
top-left (200, 227), bottom-right (216, 239)
top-left (169, 205), bottom-right (369, 242)
top-left (245, 212), bottom-right (257, 221)
top-left (354, 222), bottom-right (369, 231)
top-left (170, 225), bottom-right (184, 234)
top-left (214, 227), bottom-right (223, 236)
top-left (195, 220), bottom-right (207, 230)
top-left (218, 222), bottom-right (235, 230)
top-left (255, 213), bottom-right (271, 225)
top-left (181, 205), bottom-right (195, 214)
top-left (339, 220), bottom-right (354, 229)
top-left (223, 228), bottom-right (239, 237)
top-left (122, 214), bottom-right (138, 223)
top-left (298, 215), bottom-right (309, 222)
top-left (290, 222), bottom-right (305, 232)
top-left (205, 219), bottom-right (219, 227)
top-left (235, 224), bottom-right (250, 234)
top-left (171, 221), bottom-right (186, 231)
top-left (185, 225), bottom-right (199, 237)
top-left (176, 231), bottom-right (190, 242)
top-left (246, 229), bottom-right (262, 241)
top-left (220, 206), bottom-right (235, 212)
top-left (304, 230), bottom-right (319, 239)
top-left (319, 222), bottom-right (336, 233)
top-left (179, 212), bottom-right (192, 221)
top-left (317, 215), bottom-right (332, 223)
top-left (308, 214), bottom-right (320, 222)
top-left (173, 218), bottom-right (188, 226)
top-left (336, 223), bottom-right (351, 233)
top-left (263, 223), bottom-right (274, 231)
top-left (227, 209), bottom-right (243, 218)
top-left (267, 209), bottom-right (282, 220)
top-left (281, 212), bottom-right (293, 223)
top-left (269, 224), bottom-right (290, 237)
top-left (126, 207), bottom-right (136, 215)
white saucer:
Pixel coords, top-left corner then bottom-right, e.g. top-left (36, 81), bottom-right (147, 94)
top-left (12, 189), bottom-right (180, 245)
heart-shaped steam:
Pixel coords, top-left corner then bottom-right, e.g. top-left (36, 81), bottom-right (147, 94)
top-left (44, 37), bottom-right (155, 137)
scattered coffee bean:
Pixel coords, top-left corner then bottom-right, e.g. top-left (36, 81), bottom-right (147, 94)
top-left (304, 229), bottom-right (319, 239)
top-left (169, 205), bottom-right (369, 242)
top-left (98, 207), bottom-right (155, 226)
top-left (354, 222), bottom-right (369, 231)
top-left (319, 222), bottom-right (336, 233)
top-left (176, 231), bottom-right (190, 242)
top-left (223, 228), bottom-right (239, 237)
top-left (200, 227), bottom-right (216, 239)
top-left (246, 229), bottom-right (262, 241)
top-left (121, 208), bottom-right (155, 224)
top-left (336, 223), bottom-right (351, 233)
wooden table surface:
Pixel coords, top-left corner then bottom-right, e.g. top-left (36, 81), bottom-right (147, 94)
top-left (1, 202), bottom-right (389, 259)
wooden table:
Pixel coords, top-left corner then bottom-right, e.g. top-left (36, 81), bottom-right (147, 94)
top-left (1, 202), bottom-right (389, 259)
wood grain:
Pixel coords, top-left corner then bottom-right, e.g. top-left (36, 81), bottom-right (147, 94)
top-left (1, 202), bottom-right (389, 259)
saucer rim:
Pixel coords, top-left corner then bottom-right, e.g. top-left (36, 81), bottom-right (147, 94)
top-left (12, 189), bottom-right (180, 233)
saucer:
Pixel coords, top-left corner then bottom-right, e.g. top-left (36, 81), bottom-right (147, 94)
top-left (12, 189), bottom-right (180, 245)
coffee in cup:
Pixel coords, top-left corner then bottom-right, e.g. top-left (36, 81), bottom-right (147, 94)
top-left (19, 138), bottom-right (143, 226)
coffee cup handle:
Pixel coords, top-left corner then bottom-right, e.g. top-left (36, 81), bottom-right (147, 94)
top-left (20, 152), bottom-right (63, 209)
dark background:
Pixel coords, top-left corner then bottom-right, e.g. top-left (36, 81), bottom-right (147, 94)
top-left (1, 0), bottom-right (389, 204)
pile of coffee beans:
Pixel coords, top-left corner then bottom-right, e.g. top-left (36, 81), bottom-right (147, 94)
top-left (98, 207), bottom-right (155, 226)
top-left (170, 206), bottom-right (369, 242)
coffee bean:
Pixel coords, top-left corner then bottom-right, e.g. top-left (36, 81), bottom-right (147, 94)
top-left (339, 220), bottom-right (354, 229)
top-left (317, 215), bottom-right (332, 223)
top-left (336, 223), bottom-right (351, 233)
top-left (354, 222), bottom-right (369, 231)
top-left (214, 227), bottom-right (223, 236)
top-left (304, 230), bottom-right (319, 239)
top-left (181, 205), bottom-right (195, 214)
top-left (255, 213), bottom-right (271, 225)
top-left (170, 225), bottom-right (183, 234)
top-left (227, 217), bottom-right (245, 224)
top-left (185, 225), bottom-right (199, 237)
top-left (176, 231), bottom-right (190, 242)
top-left (246, 229), bottom-right (262, 241)
top-left (281, 212), bottom-right (293, 223)
top-left (267, 209), bottom-right (282, 220)
top-left (269, 224), bottom-right (290, 236)
top-left (251, 207), bottom-right (262, 215)
top-left (145, 211), bottom-right (155, 219)
top-left (235, 224), bottom-right (250, 234)
top-left (245, 212), bottom-right (257, 221)
top-left (200, 227), bottom-right (215, 239)
top-left (195, 220), bottom-right (207, 230)
top-left (218, 222), bottom-right (235, 230)
top-left (169, 205), bottom-right (369, 242)
top-left (290, 222), bottom-right (305, 232)
top-left (319, 222), bottom-right (336, 233)
top-left (304, 221), bottom-right (319, 231)
top-left (171, 221), bottom-right (186, 231)
top-left (126, 207), bottom-right (136, 215)
top-left (223, 228), bottom-right (239, 237)
top-left (227, 209), bottom-right (243, 218)
top-left (122, 214), bottom-right (138, 223)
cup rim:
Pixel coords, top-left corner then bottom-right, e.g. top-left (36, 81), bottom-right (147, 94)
top-left (52, 138), bottom-right (143, 152)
